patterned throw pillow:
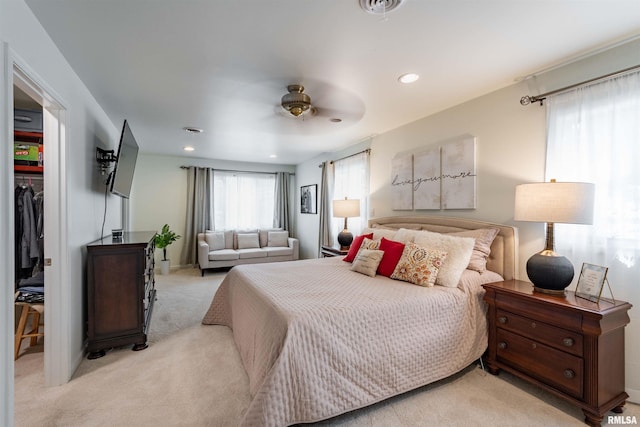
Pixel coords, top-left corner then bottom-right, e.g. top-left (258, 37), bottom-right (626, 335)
top-left (391, 242), bottom-right (447, 287)
top-left (351, 249), bottom-right (385, 277)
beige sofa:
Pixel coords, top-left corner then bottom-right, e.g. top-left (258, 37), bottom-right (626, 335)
top-left (197, 229), bottom-right (299, 276)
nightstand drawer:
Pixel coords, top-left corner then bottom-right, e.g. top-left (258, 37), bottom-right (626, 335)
top-left (497, 329), bottom-right (583, 399)
top-left (496, 309), bottom-right (583, 357)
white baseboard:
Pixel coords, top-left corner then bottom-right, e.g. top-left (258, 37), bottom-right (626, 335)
top-left (627, 387), bottom-right (640, 405)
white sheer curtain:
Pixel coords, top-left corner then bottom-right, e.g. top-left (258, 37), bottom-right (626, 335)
top-left (546, 71), bottom-right (640, 295)
top-left (213, 171), bottom-right (276, 230)
top-left (332, 151), bottom-right (370, 239)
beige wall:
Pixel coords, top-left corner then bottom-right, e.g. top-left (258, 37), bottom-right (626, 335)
top-left (368, 81), bottom-right (546, 275)
top-left (295, 81), bottom-right (547, 274)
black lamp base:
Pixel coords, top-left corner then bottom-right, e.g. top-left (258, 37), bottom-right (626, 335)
top-left (337, 229), bottom-right (354, 251)
top-left (526, 252), bottom-right (574, 294)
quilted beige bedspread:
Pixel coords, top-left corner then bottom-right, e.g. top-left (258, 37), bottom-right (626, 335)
top-left (203, 257), bottom-right (499, 426)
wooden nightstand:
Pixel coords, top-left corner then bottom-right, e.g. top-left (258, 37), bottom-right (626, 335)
top-left (482, 280), bottom-right (632, 426)
top-left (320, 245), bottom-right (348, 258)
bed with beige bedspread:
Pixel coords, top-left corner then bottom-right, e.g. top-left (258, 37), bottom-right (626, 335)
top-left (202, 216), bottom-right (518, 426)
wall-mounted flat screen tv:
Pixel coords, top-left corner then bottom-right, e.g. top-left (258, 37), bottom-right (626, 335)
top-left (110, 120), bottom-right (139, 198)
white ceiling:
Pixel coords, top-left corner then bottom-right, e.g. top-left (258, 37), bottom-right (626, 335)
top-left (24, 0), bottom-right (640, 165)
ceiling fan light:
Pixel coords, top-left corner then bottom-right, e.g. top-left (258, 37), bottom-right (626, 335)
top-left (281, 85), bottom-right (311, 117)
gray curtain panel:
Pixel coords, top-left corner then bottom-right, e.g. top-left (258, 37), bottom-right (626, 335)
top-left (274, 172), bottom-right (291, 232)
top-left (318, 160), bottom-right (333, 256)
top-left (180, 167), bottom-right (213, 266)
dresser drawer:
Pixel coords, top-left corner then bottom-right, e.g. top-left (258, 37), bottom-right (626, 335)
top-left (497, 329), bottom-right (583, 399)
top-left (496, 309), bottom-right (583, 357)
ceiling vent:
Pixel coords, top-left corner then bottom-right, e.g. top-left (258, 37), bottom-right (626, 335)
top-left (359, 0), bottom-right (404, 15)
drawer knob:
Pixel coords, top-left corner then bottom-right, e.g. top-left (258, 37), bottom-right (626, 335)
top-left (498, 316), bottom-right (507, 324)
top-left (564, 369), bottom-right (575, 379)
top-left (530, 321), bottom-right (537, 328)
top-left (498, 342), bottom-right (507, 350)
top-left (563, 338), bottom-right (575, 347)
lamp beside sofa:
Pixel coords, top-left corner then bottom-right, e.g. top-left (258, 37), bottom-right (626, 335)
top-left (197, 229), bottom-right (299, 276)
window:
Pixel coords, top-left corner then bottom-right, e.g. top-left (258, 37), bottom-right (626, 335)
top-left (213, 171), bottom-right (275, 230)
top-left (546, 70), bottom-right (640, 288)
top-left (332, 151), bottom-right (370, 238)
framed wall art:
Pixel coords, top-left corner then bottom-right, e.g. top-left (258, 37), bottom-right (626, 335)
top-left (300, 184), bottom-right (317, 214)
top-left (391, 153), bottom-right (413, 210)
top-left (441, 136), bottom-right (477, 209)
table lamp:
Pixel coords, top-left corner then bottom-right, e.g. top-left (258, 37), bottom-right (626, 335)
top-left (514, 179), bottom-right (595, 294)
top-left (333, 197), bottom-right (360, 250)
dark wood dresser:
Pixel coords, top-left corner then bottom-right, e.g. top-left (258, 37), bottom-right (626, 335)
top-left (483, 280), bottom-right (632, 427)
top-left (86, 231), bottom-right (156, 359)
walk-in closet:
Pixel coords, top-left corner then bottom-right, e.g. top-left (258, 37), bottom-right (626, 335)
top-left (13, 85), bottom-right (45, 360)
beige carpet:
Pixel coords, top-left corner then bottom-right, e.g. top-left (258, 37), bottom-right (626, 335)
top-left (14, 268), bottom-right (639, 426)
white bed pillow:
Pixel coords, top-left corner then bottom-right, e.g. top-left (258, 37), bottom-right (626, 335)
top-left (351, 249), bottom-right (384, 277)
top-left (447, 228), bottom-right (499, 273)
top-left (205, 231), bottom-right (225, 251)
top-left (413, 231), bottom-right (475, 287)
top-left (267, 231), bottom-right (289, 247)
top-left (237, 233), bottom-right (260, 249)
top-left (393, 228), bottom-right (423, 243)
top-left (361, 227), bottom-right (397, 241)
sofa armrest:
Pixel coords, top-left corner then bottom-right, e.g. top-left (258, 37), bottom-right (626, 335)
top-left (288, 237), bottom-right (299, 260)
top-left (197, 234), bottom-right (210, 268)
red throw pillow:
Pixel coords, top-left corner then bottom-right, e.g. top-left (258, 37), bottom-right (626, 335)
top-left (343, 233), bottom-right (374, 262)
top-left (377, 237), bottom-right (406, 276)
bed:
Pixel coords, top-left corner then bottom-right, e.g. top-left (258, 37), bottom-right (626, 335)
top-left (202, 216), bottom-right (518, 426)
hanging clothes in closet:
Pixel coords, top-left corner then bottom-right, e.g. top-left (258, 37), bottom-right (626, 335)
top-left (15, 179), bottom-right (44, 284)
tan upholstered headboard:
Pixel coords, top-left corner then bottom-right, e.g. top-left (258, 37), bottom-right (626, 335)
top-left (367, 216), bottom-right (519, 280)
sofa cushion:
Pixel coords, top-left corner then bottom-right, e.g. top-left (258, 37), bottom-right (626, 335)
top-left (237, 233), bottom-right (260, 249)
top-left (237, 248), bottom-right (266, 259)
top-left (264, 246), bottom-right (293, 257)
top-left (208, 249), bottom-right (239, 261)
top-left (223, 230), bottom-right (234, 249)
top-left (205, 231), bottom-right (225, 251)
top-left (268, 231), bottom-right (289, 247)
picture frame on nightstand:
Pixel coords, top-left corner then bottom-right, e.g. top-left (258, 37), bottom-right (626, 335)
top-left (576, 263), bottom-right (609, 303)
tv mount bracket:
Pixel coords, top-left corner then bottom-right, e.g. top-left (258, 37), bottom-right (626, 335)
top-left (96, 147), bottom-right (117, 175)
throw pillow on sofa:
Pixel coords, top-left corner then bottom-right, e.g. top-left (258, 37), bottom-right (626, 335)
top-left (237, 233), bottom-right (260, 249)
top-left (205, 231), bottom-right (225, 251)
top-left (267, 231), bottom-right (289, 247)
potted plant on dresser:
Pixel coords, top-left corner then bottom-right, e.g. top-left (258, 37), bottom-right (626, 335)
top-left (154, 224), bottom-right (181, 275)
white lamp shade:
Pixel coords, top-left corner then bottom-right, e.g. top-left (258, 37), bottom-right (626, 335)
top-left (333, 199), bottom-right (360, 218)
top-left (514, 181), bottom-right (595, 224)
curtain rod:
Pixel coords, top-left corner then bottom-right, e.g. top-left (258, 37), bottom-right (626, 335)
top-left (317, 148), bottom-right (371, 168)
top-left (520, 64), bottom-right (640, 106)
top-left (180, 166), bottom-right (294, 176)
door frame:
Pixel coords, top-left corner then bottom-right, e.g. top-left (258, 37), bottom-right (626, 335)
top-left (2, 42), bottom-right (70, 427)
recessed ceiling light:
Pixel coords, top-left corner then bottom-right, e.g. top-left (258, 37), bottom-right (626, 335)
top-left (269, 154), bottom-right (277, 158)
top-left (183, 127), bottom-right (203, 134)
top-left (398, 73), bottom-right (419, 84)
top-left (184, 146), bottom-right (195, 152)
